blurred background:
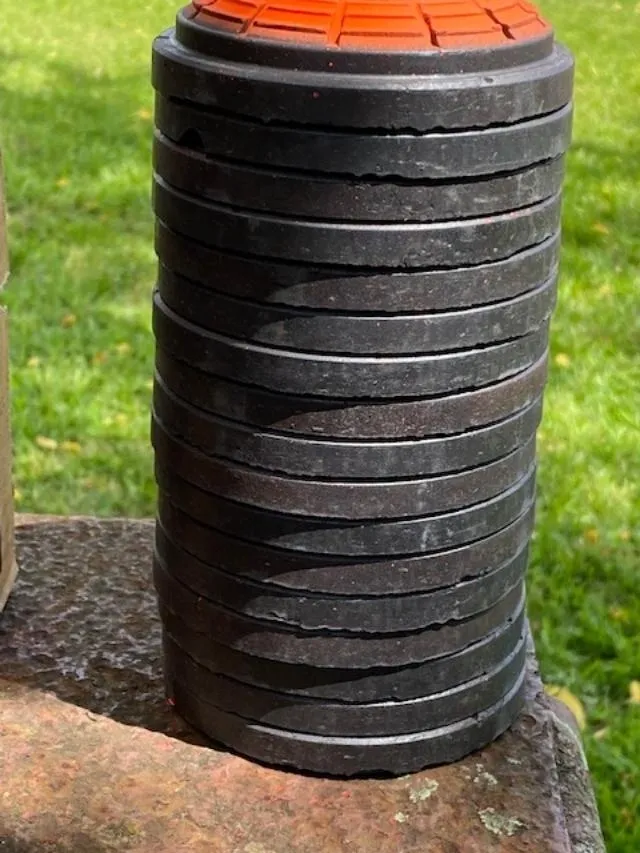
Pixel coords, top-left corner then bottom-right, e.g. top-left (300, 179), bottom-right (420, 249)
top-left (0, 1), bottom-right (638, 848)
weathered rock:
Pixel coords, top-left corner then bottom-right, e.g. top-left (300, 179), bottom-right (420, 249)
top-left (0, 516), bottom-right (605, 853)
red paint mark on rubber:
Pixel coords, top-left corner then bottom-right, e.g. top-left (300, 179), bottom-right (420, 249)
top-left (190, 0), bottom-right (551, 49)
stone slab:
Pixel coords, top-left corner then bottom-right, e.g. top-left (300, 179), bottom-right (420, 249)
top-left (0, 516), bottom-right (605, 853)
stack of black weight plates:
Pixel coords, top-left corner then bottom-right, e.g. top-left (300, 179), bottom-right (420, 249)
top-left (150, 0), bottom-right (574, 776)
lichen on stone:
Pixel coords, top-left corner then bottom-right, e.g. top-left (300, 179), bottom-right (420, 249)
top-left (409, 779), bottom-right (439, 803)
top-left (478, 807), bottom-right (527, 837)
top-left (474, 770), bottom-right (499, 787)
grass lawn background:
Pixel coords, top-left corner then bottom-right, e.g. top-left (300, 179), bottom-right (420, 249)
top-left (0, 0), bottom-right (638, 848)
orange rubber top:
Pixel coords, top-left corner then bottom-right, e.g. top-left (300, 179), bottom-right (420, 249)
top-left (190, 0), bottom-right (551, 50)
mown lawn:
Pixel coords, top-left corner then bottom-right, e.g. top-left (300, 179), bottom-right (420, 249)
top-left (0, 1), bottom-right (638, 849)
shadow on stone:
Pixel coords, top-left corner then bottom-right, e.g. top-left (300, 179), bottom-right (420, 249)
top-left (0, 835), bottom-right (110, 853)
top-left (1, 518), bottom-right (207, 745)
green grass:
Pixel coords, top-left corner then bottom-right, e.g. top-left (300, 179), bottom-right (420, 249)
top-left (0, 0), bottom-right (638, 848)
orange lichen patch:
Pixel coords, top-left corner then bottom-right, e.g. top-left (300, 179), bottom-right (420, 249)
top-left (190, 0), bottom-right (551, 50)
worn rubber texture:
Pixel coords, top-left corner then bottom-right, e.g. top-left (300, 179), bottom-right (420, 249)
top-left (155, 96), bottom-right (573, 181)
top-left (175, 6), bottom-right (556, 77)
top-left (164, 630), bottom-right (527, 737)
top-left (155, 348), bottom-right (548, 440)
top-left (153, 296), bottom-right (550, 399)
top-left (156, 494), bottom-right (534, 596)
top-left (152, 417), bottom-right (537, 519)
top-left (153, 376), bottom-right (543, 478)
top-left (155, 566), bottom-right (524, 666)
top-left (165, 663), bottom-right (526, 775)
top-left (155, 464), bottom-right (536, 556)
top-left (155, 222), bottom-right (560, 313)
top-left (154, 132), bottom-right (566, 222)
top-left (156, 266), bottom-right (557, 355)
top-left (162, 596), bottom-right (525, 701)
top-left (155, 521), bottom-right (528, 633)
top-left (152, 34), bottom-right (573, 131)
top-left (153, 177), bottom-right (562, 267)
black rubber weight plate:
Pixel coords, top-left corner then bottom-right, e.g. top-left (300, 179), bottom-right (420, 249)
top-left (162, 597), bottom-right (525, 702)
top-left (155, 94), bottom-right (572, 180)
top-left (164, 630), bottom-right (527, 737)
top-left (157, 494), bottom-right (535, 596)
top-left (155, 221), bottom-right (560, 313)
top-left (152, 34), bottom-right (573, 131)
top-left (155, 464), bottom-right (536, 556)
top-left (153, 375), bottom-right (543, 478)
top-left (153, 96), bottom-right (573, 180)
top-left (152, 418), bottom-right (537, 519)
top-left (155, 522), bottom-right (528, 633)
top-left (155, 348), bottom-right (548, 439)
top-left (154, 132), bottom-right (566, 222)
top-left (157, 265), bottom-right (558, 355)
top-left (153, 295), bottom-right (550, 399)
top-left (155, 566), bottom-right (524, 667)
top-left (153, 176), bottom-right (562, 267)
top-left (166, 666), bottom-right (526, 776)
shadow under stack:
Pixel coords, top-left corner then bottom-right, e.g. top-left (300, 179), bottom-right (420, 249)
top-left (150, 0), bottom-right (574, 775)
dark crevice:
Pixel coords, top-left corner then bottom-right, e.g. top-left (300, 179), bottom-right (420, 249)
top-left (483, 7), bottom-right (516, 41)
top-left (167, 125), bottom-right (565, 188)
top-left (155, 357), bottom-right (547, 442)
top-left (154, 402), bottom-right (538, 483)
top-left (156, 343), bottom-right (547, 410)
top-left (158, 264), bottom-right (557, 319)
top-left (156, 289), bottom-right (550, 361)
top-left (239, 2), bottom-right (266, 35)
top-left (165, 93), bottom-right (569, 137)
top-left (422, 13), bottom-right (440, 48)
top-left (177, 127), bottom-right (205, 151)
top-left (157, 503), bottom-right (532, 603)
top-left (155, 172), bottom-right (562, 226)
top-left (254, 23), bottom-right (326, 35)
top-left (154, 212), bottom-right (561, 275)
top-left (158, 551), bottom-right (527, 635)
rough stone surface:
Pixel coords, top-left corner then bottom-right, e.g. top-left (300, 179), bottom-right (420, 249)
top-left (0, 516), bottom-right (605, 853)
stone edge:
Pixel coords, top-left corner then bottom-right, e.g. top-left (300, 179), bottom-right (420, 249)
top-left (11, 514), bottom-right (606, 852)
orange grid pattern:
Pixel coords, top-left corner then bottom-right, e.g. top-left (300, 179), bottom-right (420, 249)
top-left (190, 0), bottom-right (550, 49)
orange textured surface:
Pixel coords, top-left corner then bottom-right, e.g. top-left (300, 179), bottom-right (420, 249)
top-left (190, 0), bottom-right (550, 49)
